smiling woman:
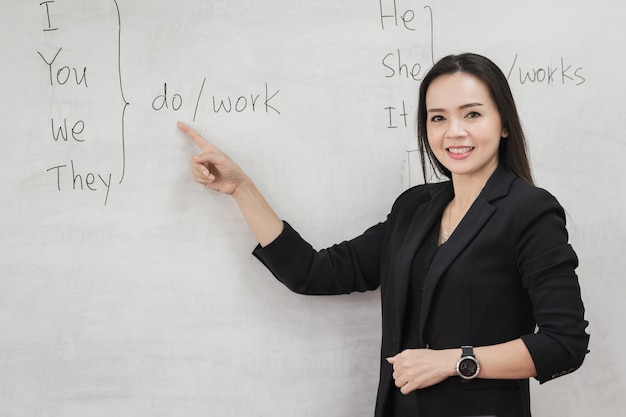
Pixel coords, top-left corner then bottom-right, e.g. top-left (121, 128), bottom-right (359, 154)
top-left (423, 71), bottom-right (510, 245)
top-left (181, 52), bottom-right (589, 417)
top-left (417, 53), bottom-right (533, 187)
top-left (425, 73), bottom-right (506, 185)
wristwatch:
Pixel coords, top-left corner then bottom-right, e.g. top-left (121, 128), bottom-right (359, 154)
top-left (456, 346), bottom-right (480, 380)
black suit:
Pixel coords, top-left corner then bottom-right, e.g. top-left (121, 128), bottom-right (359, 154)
top-left (253, 167), bottom-right (589, 417)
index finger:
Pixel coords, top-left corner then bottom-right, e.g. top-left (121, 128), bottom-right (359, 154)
top-left (177, 121), bottom-right (212, 151)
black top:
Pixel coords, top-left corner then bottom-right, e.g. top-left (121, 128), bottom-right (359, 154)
top-left (389, 219), bottom-right (441, 416)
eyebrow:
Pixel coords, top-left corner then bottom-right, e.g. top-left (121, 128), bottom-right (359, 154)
top-left (427, 102), bottom-right (484, 112)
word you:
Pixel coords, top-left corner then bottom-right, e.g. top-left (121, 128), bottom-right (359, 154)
top-left (37, 47), bottom-right (88, 87)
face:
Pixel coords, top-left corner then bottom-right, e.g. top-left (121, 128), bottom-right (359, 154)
top-left (425, 72), bottom-right (507, 183)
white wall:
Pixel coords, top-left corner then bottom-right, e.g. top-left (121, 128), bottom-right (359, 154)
top-left (0, 0), bottom-right (622, 415)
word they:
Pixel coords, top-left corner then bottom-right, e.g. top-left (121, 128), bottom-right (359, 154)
top-left (46, 160), bottom-right (112, 206)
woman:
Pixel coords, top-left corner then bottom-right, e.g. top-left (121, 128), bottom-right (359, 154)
top-left (179, 53), bottom-right (589, 417)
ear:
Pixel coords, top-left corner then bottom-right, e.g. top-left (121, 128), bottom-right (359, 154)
top-left (501, 128), bottom-right (509, 138)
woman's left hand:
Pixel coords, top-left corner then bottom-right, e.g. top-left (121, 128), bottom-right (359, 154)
top-left (387, 348), bottom-right (458, 394)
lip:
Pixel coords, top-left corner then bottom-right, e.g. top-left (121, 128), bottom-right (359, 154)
top-left (446, 146), bottom-right (475, 159)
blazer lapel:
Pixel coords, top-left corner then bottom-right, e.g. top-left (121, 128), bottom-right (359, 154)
top-left (393, 182), bottom-right (453, 344)
top-left (418, 168), bottom-right (516, 345)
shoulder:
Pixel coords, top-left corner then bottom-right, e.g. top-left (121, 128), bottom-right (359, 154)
top-left (391, 181), bottom-right (452, 212)
top-left (508, 178), bottom-right (565, 215)
top-left (500, 178), bottom-right (571, 251)
top-left (487, 168), bottom-right (564, 214)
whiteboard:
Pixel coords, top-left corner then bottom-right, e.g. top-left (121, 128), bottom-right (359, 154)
top-left (0, 1), bottom-right (623, 415)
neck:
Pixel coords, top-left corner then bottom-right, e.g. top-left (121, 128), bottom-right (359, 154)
top-left (450, 165), bottom-right (498, 207)
top-left (450, 181), bottom-right (483, 209)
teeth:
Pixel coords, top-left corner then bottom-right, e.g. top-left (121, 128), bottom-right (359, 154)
top-left (448, 147), bottom-right (473, 154)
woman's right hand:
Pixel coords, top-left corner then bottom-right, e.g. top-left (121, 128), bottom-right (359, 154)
top-left (178, 121), bottom-right (246, 195)
top-left (178, 121), bottom-right (283, 246)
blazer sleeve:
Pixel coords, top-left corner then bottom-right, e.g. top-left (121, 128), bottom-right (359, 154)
top-left (516, 187), bottom-right (590, 383)
top-left (252, 221), bottom-right (386, 295)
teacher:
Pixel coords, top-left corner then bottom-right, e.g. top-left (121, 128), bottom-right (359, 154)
top-left (179, 53), bottom-right (590, 417)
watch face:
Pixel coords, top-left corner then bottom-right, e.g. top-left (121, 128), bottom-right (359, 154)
top-left (459, 358), bottom-right (478, 378)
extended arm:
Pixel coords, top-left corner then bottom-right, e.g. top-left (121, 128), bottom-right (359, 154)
top-left (178, 121), bottom-right (283, 247)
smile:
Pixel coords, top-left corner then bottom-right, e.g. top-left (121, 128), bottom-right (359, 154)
top-left (447, 146), bottom-right (474, 154)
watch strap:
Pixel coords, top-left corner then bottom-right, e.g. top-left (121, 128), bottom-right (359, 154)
top-left (461, 345), bottom-right (474, 357)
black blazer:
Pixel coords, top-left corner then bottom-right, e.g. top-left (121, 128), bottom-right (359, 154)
top-left (253, 167), bottom-right (589, 417)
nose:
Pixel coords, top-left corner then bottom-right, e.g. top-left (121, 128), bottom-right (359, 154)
top-left (446, 118), bottom-right (467, 139)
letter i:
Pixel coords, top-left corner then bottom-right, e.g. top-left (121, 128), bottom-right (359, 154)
top-left (40, 1), bottom-right (58, 32)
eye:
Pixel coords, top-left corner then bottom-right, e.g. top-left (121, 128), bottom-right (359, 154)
top-left (430, 115), bottom-right (445, 122)
top-left (465, 111), bottom-right (481, 119)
